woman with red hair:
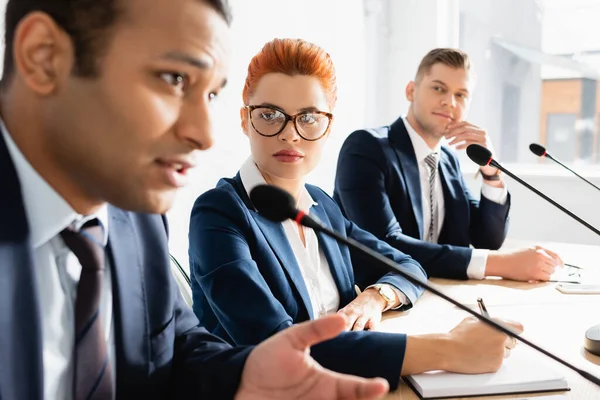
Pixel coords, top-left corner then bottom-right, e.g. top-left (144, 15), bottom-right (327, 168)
top-left (188, 38), bottom-right (521, 390)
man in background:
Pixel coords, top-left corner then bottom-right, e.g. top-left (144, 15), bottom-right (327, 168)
top-left (335, 48), bottom-right (562, 282)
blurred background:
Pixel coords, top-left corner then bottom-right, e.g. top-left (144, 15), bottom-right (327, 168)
top-left (2, 0), bottom-right (599, 269)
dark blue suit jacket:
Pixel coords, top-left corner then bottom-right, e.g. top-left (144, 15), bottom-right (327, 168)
top-left (188, 174), bottom-right (427, 390)
top-left (333, 117), bottom-right (510, 280)
top-left (0, 133), bottom-right (252, 400)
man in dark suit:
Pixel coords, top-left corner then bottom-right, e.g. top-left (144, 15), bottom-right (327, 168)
top-left (0, 0), bottom-right (390, 399)
top-left (334, 48), bottom-right (563, 281)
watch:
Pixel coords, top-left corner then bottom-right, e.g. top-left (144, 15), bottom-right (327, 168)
top-left (373, 284), bottom-right (397, 310)
top-left (479, 168), bottom-right (501, 181)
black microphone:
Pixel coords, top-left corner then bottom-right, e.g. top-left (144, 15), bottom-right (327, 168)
top-left (530, 143), bottom-right (600, 192)
top-left (468, 143), bottom-right (600, 362)
top-left (249, 184), bottom-right (600, 387)
top-left (467, 144), bottom-right (600, 237)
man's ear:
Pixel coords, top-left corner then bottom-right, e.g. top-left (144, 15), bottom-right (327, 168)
top-left (12, 12), bottom-right (74, 95)
top-left (240, 107), bottom-right (249, 137)
top-left (406, 81), bottom-right (416, 102)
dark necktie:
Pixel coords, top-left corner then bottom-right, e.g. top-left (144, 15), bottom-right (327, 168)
top-left (424, 152), bottom-right (439, 243)
top-left (60, 219), bottom-right (113, 400)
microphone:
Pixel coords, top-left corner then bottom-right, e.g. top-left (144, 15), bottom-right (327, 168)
top-left (466, 144), bottom-right (600, 237)
top-left (249, 184), bottom-right (600, 387)
top-left (529, 143), bottom-right (600, 192)
top-left (467, 143), bottom-right (600, 362)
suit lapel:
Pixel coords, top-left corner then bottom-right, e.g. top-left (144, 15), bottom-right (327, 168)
top-left (231, 175), bottom-right (315, 319)
top-left (0, 133), bottom-right (43, 399)
top-left (388, 118), bottom-right (425, 239)
top-left (250, 212), bottom-right (315, 319)
top-left (309, 204), bottom-right (354, 306)
top-left (438, 152), bottom-right (459, 201)
top-left (437, 151), bottom-right (468, 238)
top-left (107, 207), bottom-right (149, 395)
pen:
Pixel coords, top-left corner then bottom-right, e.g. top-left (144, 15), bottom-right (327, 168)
top-left (477, 297), bottom-right (490, 318)
top-left (565, 263), bottom-right (583, 270)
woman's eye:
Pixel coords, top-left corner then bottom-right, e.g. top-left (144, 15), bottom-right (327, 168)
top-left (299, 114), bottom-right (317, 124)
top-left (261, 111), bottom-right (283, 120)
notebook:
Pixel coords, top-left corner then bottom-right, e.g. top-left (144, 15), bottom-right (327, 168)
top-left (404, 347), bottom-right (569, 399)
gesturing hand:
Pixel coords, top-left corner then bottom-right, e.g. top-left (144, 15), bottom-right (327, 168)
top-left (236, 314), bottom-right (389, 400)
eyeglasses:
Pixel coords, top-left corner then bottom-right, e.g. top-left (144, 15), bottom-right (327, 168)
top-left (244, 105), bottom-right (333, 141)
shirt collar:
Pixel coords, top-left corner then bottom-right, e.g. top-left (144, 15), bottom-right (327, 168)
top-left (239, 157), bottom-right (317, 213)
top-left (1, 119), bottom-right (109, 248)
top-left (402, 116), bottom-right (442, 163)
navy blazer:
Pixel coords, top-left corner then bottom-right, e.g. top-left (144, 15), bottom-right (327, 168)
top-left (189, 175), bottom-right (427, 389)
top-left (333, 117), bottom-right (511, 280)
top-left (0, 133), bottom-right (252, 400)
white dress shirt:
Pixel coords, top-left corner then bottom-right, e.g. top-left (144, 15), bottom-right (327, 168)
top-left (402, 117), bottom-right (508, 279)
top-left (240, 158), bottom-right (407, 316)
top-left (2, 123), bottom-right (115, 400)
top-left (241, 158), bottom-right (340, 318)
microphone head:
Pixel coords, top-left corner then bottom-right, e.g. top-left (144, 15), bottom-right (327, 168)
top-left (529, 143), bottom-right (547, 157)
top-left (466, 144), bottom-right (493, 167)
top-left (249, 184), bottom-right (297, 223)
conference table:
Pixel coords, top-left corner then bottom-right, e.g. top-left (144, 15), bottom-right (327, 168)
top-left (379, 240), bottom-right (600, 399)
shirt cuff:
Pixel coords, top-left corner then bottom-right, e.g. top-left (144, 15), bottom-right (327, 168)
top-left (365, 284), bottom-right (410, 311)
top-left (481, 182), bottom-right (508, 204)
top-left (466, 249), bottom-right (489, 280)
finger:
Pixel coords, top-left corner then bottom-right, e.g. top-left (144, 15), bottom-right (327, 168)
top-left (447, 121), bottom-right (476, 131)
top-left (352, 316), bottom-right (369, 332)
top-left (497, 319), bottom-right (524, 334)
top-left (505, 336), bottom-right (517, 349)
top-left (446, 127), bottom-right (485, 139)
top-left (365, 318), bottom-right (379, 331)
top-left (448, 134), bottom-right (486, 147)
top-left (504, 347), bottom-right (511, 358)
top-left (535, 247), bottom-right (555, 260)
top-left (542, 248), bottom-right (563, 264)
top-left (540, 267), bottom-right (556, 279)
top-left (285, 314), bottom-right (347, 350)
top-left (445, 129), bottom-right (473, 141)
top-left (334, 373), bottom-right (389, 400)
top-left (537, 270), bottom-right (552, 281)
top-left (337, 308), bottom-right (359, 331)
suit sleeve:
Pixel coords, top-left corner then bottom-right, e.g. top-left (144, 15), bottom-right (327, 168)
top-left (171, 285), bottom-right (253, 399)
top-left (149, 214), bottom-right (251, 399)
top-left (454, 158), bottom-right (511, 250)
top-left (188, 188), bottom-right (408, 390)
top-left (334, 130), bottom-right (472, 279)
top-left (345, 217), bottom-right (426, 307)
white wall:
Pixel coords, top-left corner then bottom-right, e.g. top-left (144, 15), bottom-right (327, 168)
top-left (364, 0), bottom-right (460, 126)
top-left (458, 0), bottom-right (543, 163)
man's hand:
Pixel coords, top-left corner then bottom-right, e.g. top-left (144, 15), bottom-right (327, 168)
top-left (337, 288), bottom-right (387, 331)
top-left (444, 317), bottom-right (523, 373)
top-left (236, 314), bottom-right (389, 400)
top-left (486, 246), bottom-right (564, 282)
top-left (445, 121), bottom-right (498, 177)
top-left (401, 317), bottom-right (524, 375)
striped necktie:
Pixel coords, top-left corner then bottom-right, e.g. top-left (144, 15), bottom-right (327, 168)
top-left (60, 219), bottom-right (113, 400)
top-left (424, 152), bottom-right (439, 243)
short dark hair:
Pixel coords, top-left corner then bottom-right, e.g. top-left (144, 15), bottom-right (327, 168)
top-left (415, 48), bottom-right (471, 81)
top-left (1, 0), bottom-right (232, 87)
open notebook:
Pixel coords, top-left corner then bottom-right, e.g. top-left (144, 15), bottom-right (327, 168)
top-left (404, 347), bottom-right (569, 399)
